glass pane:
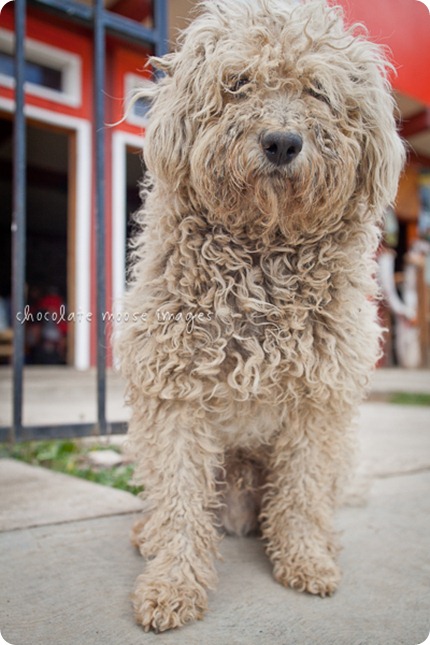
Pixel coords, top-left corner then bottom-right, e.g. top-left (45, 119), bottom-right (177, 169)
top-left (133, 96), bottom-right (151, 119)
top-left (0, 51), bottom-right (14, 77)
top-left (25, 59), bottom-right (63, 91)
top-left (0, 51), bottom-right (63, 91)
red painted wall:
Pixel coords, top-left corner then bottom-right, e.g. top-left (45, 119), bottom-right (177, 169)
top-left (103, 40), bottom-right (150, 367)
top-left (108, 41), bottom-right (152, 134)
top-left (0, 4), bottom-right (93, 119)
top-left (338, 0), bottom-right (430, 105)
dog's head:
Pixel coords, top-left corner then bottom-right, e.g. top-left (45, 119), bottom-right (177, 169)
top-left (140, 0), bottom-right (405, 238)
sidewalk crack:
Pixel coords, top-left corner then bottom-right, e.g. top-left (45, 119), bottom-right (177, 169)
top-left (374, 466), bottom-right (430, 479)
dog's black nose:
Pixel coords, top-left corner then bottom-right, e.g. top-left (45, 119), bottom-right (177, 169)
top-left (261, 131), bottom-right (303, 166)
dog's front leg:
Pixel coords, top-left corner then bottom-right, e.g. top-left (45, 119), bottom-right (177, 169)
top-left (129, 401), bottom-right (221, 632)
top-left (260, 403), bottom-right (355, 597)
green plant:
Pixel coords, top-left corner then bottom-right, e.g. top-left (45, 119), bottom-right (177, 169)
top-left (389, 392), bottom-right (430, 406)
top-left (0, 439), bottom-right (142, 495)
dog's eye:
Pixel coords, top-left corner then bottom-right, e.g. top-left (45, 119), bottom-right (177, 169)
top-left (229, 77), bottom-right (250, 93)
top-left (306, 86), bottom-right (331, 107)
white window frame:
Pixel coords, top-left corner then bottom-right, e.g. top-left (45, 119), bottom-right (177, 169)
top-left (124, 72), bottom-right (150, 127)
top-left (0, 28), bottom-right (82, 108)
top-left (112, 130), bottom-right (144, 311)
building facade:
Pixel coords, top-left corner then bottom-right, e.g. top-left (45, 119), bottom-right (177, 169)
top-left (0, 0), bottom-right (157, 368)
top-left (1, 0), bottom-right (429, 369)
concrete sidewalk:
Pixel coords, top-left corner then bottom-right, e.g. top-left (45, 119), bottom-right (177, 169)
top-left (0, 366), bottom-right (429, 427)
top-left (1, 400), bottom-right (430, 645)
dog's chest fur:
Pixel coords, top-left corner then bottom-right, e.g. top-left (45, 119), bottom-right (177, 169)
top-left (168, 219), bottom-right (364, 407)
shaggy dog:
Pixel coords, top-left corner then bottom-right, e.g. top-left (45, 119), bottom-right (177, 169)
top-left (116, 0), bottom-right (404, 632)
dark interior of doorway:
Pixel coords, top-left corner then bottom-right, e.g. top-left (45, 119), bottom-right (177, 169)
top-left (0, 117), bottom-right (69, 365)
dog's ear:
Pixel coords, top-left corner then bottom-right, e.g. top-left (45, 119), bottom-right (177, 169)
top-left (142, 34), bottom-right (220, 187)
top-left (351, 51), bottom-right (405, 219)
top-left (357, 99), bottom-right (405, 219)
top-left (137, 51), bottom-right (189, 186)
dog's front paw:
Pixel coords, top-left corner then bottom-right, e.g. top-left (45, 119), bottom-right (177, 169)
top-left (133, 574), bottom-right (208, 632)
top-left (273, 553), bottom-right (341, 597)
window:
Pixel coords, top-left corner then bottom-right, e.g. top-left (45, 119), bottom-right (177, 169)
top-left (0, 29), bottom-right (81, 107)
top-left (124, 73), bottom-right (151, 126)
top-left (132, 95), bottom-right (151, 120)
top-left (0, 51), bottom-right (63, 91)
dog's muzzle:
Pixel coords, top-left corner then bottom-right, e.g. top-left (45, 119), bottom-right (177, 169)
top-left (261, 131), bottom-right (303, 166)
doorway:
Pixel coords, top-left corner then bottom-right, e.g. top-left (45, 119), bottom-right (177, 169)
top-left (0, 116), bottom-right (71, 364)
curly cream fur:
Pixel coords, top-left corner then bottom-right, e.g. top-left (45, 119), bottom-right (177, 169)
top-left (115, 0), bottom-right (404, 632)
